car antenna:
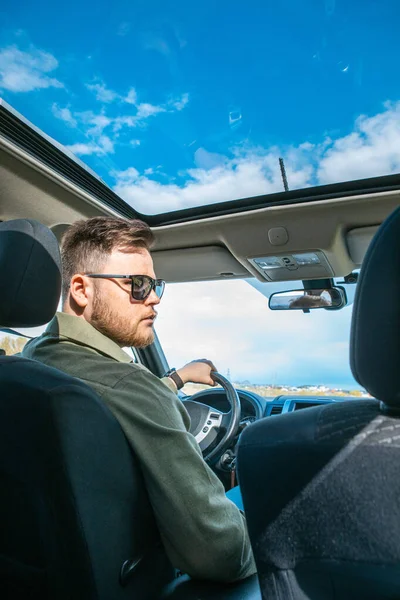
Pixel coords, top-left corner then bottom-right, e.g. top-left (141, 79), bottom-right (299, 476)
top-left (279, 157), bottom-right (289, 192)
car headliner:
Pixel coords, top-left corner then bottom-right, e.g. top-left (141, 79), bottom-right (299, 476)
top-left (0, 111), bottom-right (399, 285)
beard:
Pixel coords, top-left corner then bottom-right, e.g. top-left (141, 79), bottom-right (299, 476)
top-left (91, 286), bottom-right (155, 348)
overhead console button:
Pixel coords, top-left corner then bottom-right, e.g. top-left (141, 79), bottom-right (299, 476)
top-left (268, 227), bottom-right (289, 246)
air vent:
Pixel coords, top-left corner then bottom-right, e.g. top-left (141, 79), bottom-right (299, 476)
top-left (270, 405), bottom-right (283, 416)
top-left (294, 402), bottom-right (318, 410)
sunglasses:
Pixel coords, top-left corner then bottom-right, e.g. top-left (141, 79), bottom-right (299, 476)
top-left (84, 274), bottom-right (165, 301)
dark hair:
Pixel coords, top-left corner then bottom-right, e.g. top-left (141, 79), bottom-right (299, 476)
top-left (61, 216), bottom-right (154, 300)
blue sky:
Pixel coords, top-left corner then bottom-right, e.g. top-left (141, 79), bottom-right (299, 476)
top-left (1, 0), bottom-right (399, 388)
top-left (1, 0), bottom-right (400, 214)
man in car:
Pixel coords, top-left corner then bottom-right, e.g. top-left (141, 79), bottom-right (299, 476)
top-left (289, 291), bottom-right (332, 309)
top-left (22, 216), bottom-right (256, 583)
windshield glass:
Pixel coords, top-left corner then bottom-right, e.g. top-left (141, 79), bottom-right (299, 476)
top-left (1, 0), bottom-right (399, 215)
top-left (156, 278), bottom-right (368, 397)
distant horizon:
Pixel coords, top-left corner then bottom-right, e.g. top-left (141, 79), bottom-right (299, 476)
top-left (232, 379), bottom-right (365, 392)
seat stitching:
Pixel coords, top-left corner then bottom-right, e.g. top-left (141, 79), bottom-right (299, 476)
top-left (318, 420), bottom-right (383, 441)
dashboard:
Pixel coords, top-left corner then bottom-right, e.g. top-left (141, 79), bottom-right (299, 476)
top-left (183, 388), bottom-right (362, 427)
top-left (181, 388), bottom-right (365, 482)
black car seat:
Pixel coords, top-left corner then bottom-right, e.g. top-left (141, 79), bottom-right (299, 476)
top-left (0, 219), bottom-right (260, 600)
top-left (237, 206), bottom-right (400, 600)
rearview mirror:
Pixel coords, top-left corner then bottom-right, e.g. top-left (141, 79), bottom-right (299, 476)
top-left (269, 287), bottom-right (347, 311)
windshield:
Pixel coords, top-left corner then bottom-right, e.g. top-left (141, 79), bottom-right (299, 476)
top-left (155, 278), bottom-right (368, 397)
top-left (1, 0), bottom-right (400, 215)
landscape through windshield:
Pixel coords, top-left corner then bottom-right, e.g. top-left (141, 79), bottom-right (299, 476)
top-left (155, 278), bottom-right (369, 398)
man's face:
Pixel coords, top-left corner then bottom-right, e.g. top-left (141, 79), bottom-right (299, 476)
top-left (89, 248), bottom-right (160, 348)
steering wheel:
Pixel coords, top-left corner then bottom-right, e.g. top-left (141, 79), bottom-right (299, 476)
top-left (183, 372), bottom-right (241, 465)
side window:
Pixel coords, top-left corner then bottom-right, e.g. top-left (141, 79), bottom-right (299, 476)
top-left (0, 321), bottom-right (50, 356)
top-left (122, 346), bottom-right (138, 362)
top-left (0, 333), bottom-right (29, 355)
top-left (0, 332), bottom-right (138, 360)
top-left (0, 298), bottom-right (63, 355)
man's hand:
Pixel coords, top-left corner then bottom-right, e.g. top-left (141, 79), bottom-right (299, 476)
top-left (176, 359), bottom-right (217, 386)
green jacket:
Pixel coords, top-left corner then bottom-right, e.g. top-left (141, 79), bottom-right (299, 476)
top-left (22, 312), bottom-right (256, 582)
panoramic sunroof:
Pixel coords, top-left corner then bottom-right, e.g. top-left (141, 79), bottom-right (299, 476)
top-left (1, 0), bottom-right (399, 216)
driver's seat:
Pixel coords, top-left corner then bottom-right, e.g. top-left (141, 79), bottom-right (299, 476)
top-left (0, 219), bottom-right (176, 599)
top-left (0, 219), bottom-right (261, 600)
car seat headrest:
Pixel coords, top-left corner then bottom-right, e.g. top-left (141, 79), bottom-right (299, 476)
top-left (350, 206), bottom-right (400, 411)
top-left (0, 219), bottom-right (61, 328)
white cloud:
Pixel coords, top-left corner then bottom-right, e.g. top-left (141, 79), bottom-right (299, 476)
top-left (52, 105), bottom-right (121, 157)
top-left (86, 81), bottom-right (118, 103)
top-left (85, 81), bottom-right (137, 107)
top-left (111, 104), bottom-right (166, 130)
top-left (52, 105), bottom-right (116, 156)
top-left (194, 147), bottom-right (226, 169)
top-left (136, 102), bottom-right (166, 118)
top-left (64, 142), bottom-right (97, 156)
top-left (112, 115), bottom-right (138, 132)
top-left (117, 166), bottom-right (140, 180)
top-left (96, 135), bottom-right (114, 153)
top-left (84, 81), bottom-right (183, 124)
top-left (125, 87), bottom-right (137, 105)
top-left (54, 106), bottom-right (113, 136)
top-left (113, 101), bottom-right (400, 214)
top-left (51, 103), bottom-right (77, 127)
top-left (170, 92), bottom-right (189, 111)
top-left (0, 44), bottom-right (63, 92)
top-left (65, 135), bottom-right (114, 156)
top-left (78, 111), bottom-right (113, 136)
top-left (318, 101), bottom-right (400, 183)
top-left (54, 79), bottom-right (187, 159)
top-left (84, 77), bottom-right (189, 128)
top-left (114, 145), bottom-right (312, 213)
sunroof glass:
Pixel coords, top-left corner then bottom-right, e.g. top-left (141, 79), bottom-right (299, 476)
top-left (2, 0), bottom-right (399, 216)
